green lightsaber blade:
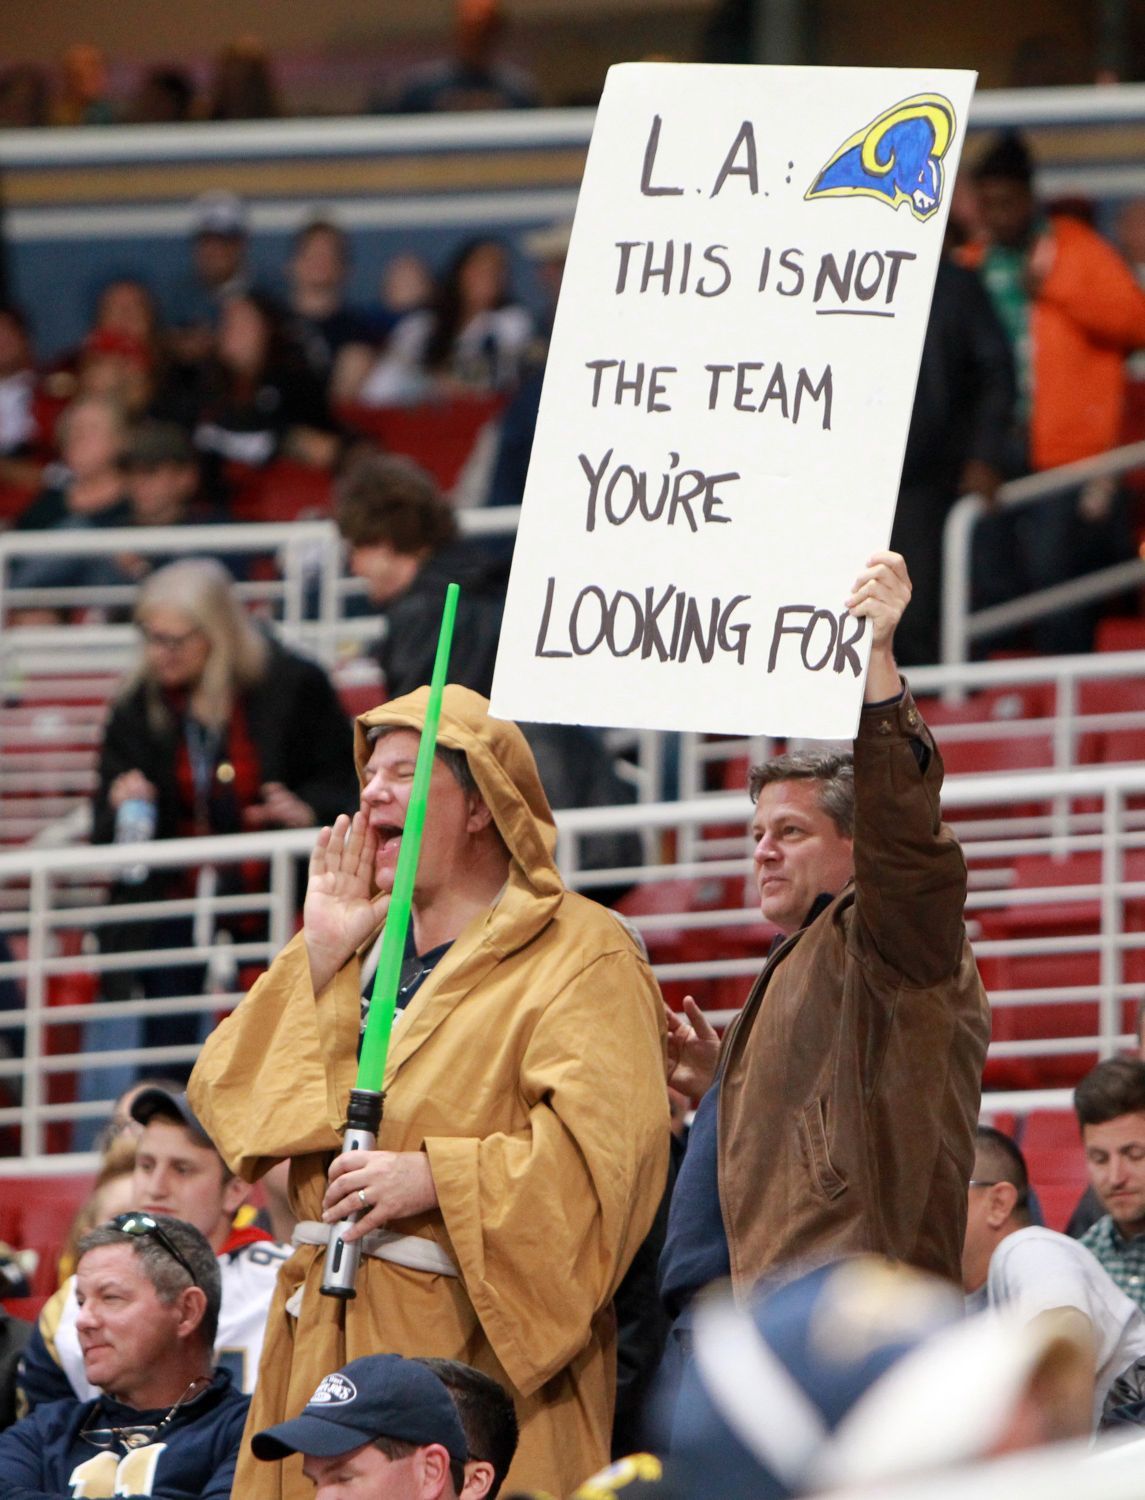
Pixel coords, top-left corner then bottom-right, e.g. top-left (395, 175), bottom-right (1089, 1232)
top-left (356, 582), bottom-right (459, 1089)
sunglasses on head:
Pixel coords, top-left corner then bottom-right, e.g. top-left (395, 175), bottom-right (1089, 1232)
top-left (110, 1211), bottom-right (198, 1287)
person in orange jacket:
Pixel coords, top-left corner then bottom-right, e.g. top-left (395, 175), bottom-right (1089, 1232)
top-left (959, 132), bottom-right (1145, 653)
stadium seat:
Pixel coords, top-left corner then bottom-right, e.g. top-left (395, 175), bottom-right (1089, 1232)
top-left (1077, 677), bottom-right (1145, 716)
top-left (226, 459), bottom-right (334, 522)
top-left (916, 684), bottom-right (1053, 727)
top-left (1097, 618), bottom-right (1145, 653)
top-left (336, 395), bottom-right (506, 494)
top-left (11, 1174), bottom-right (94, 1296)
top-left (1074, 677), bottom-right (1145, 764)
top-left (1022, 1109), bottom-right (1082, 1153)
top-left (937, 732), bottom-right (1055, 777)
top-left (1036, 1182), bottom-right (1085, 1233)
top-left (1, 1294), bottom-right (48, 1322)
top-left (0, 481), bottom-right (37, 525)
top-left (978, 934), bottom-right (1102, 1090)
top-left (1093, 728), bottom-right (1145, 765)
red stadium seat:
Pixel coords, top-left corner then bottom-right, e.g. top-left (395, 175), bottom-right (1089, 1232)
top-left (9, 1174), bottom-right (94, 1296)
top-left (1097, 619), bottom-right (1145, 653)
top-left (916, 685), bottom-right (1053, 727)
top-left (1, 1295), bottom-right (48, 1322)
top-left (1094, 728), bottom-right (1145, 765)
top-left (336, 395), bottom-right (506, 494)
top-left (0, 481), bottom-right (37, 525)
top-left (1077, 678), bottom-right (1145, 716)
top-left (978, 932), bottom-right (1101, 1090)
top-left (1022, 1109), bottom-right (1081, 1153)
top-left (938, 732), bottom-right (1055, 777)
top-left (1036, 1182), bottom-right (1085, 1233)
top-left (226, 460), bottom-right (335, 522)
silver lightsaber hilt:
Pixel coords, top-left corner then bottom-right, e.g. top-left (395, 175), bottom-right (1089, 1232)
top-left (321, 1088), bottom-right (384, 1299)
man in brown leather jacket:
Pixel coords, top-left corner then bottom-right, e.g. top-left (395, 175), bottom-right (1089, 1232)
top-left (659, 551), bottom-right (990, 1335)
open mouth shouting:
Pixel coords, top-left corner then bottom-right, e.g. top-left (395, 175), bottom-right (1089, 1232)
top-left (373, 821), bottom-right (404, 860)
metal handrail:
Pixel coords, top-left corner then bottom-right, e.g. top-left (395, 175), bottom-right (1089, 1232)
top-left (0, 506), bottom-right (520, 671)
top-left (940, 441), bottom-right (1145, 666)
top-left (1, 763), bottom-right (1144, 1162)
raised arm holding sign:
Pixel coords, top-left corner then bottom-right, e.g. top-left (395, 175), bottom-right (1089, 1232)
top-left (657, 549), bottom-right (990, 1445)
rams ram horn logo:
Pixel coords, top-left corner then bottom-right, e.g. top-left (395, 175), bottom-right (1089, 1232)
top-left (805, 94), bottom-right (957, 222)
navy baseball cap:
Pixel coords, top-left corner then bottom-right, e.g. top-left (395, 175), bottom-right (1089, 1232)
top-left (129, 1086), bottom-right (213, 1147)
top-left (251, 1355), bottom-right (469, 1463)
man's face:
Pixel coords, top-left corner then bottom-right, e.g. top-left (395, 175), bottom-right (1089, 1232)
top-left (128, 462), bottom-right (197, 526)
top-left (1083, 1112), bottom-right (1145, 1235)
top-left (194, 231), bottom-right (245, 289)
top-left (976, 177), bottom-right (1036, 250)
top-left (134, 1117), bottom-right (243, 1249)
top-left (961, 1152), bottom-right (998, 1293)
top-left (293, 229), bottom-right (346, 294)
top-left (63, 401), bottom-right (122, 480)
top-left (74, 1243), bottom-right (187, 1401)
top-left (360, 733), bottom-right (486, 899)
top-left (751, 779), bottom-right (854, 935)
top-left (302, 1441), bottom-right (451, 1500)
top-left (347, 542), bottom-right (422, 606)
top-left (0, 313), bottom-right (29, 377)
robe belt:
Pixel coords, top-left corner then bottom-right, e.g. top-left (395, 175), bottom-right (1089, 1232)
top-left (292, 1220), bottom-right (458, 1277)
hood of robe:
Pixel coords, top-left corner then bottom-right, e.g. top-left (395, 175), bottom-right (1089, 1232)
top-left (354, 684), bottom-right (564, 910)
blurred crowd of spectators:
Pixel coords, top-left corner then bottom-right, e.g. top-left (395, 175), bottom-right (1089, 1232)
top-left (7, 124), bottom-right (1145, 667)
top-left (0, 191), bottom-right (553, 598)
top-left (0, 1), bottom-right (542, 127)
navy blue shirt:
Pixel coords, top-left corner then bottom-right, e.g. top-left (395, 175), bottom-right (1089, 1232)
top-left (658, 898), bottom-right (835, 1317)
top-left (0, 1367), bottom-right (248, 1500)
top-left (658, 1081), bottom-right (729, 1315)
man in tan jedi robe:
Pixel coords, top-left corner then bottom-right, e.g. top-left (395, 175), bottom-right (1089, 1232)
top-left (188, 685), bottom-right (669, 1500)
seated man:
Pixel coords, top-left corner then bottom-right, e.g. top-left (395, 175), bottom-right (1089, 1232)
top-left (417, 1358), bottom-right (519, 1500)
top-left (0, 1213), bottom-right (248, 1499)
top-left (1067, 1003), bottom-right (1145, 1239)
top-left (20, 1086), bottom-right (289, 1406)
top-left (251, 1353), bottom-right (469, 1500)
top-left (1075, 1057), bottom-right (1145, 1309)
top-left (188, 685), bottom-right (668, 1497)
top-left (962, 1124), bottom-right (1145, 1424)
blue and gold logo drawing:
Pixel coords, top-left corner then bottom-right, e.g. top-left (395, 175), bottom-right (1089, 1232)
top-left (805, 94), bottom-right (957, 222)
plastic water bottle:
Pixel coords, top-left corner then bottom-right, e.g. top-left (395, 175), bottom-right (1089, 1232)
top-left (115, 797), bottom-right (157, 885)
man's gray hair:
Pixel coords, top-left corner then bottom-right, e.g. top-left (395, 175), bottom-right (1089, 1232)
top-left (747, 750), bottom-right (855, 837)
top-left (77, 1214), bottom-right (222, 1350)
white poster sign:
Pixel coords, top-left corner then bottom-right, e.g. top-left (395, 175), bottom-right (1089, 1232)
top-left (491, 62), bottom-right (977, 738)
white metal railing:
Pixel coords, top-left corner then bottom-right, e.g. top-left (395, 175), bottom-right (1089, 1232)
top-left (0, 508), bottom-right (520, 661)
top-left (940, 441), bottom-right (1145, 666)
top-left (3, 653), bottom-right (1143, 857)
top-left (3, 83), bottom-right (1145, 180)
top-left (0, 508), bottom-right (526, 843)
top-left (0, 519), bottom-right (344, 639)
top-left (3, 636), bottom-right (1144, 854)
top-left (639, 651), bottom-right (1145, 859)
top-left (1, 762), bottom-right (1143, 1164)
